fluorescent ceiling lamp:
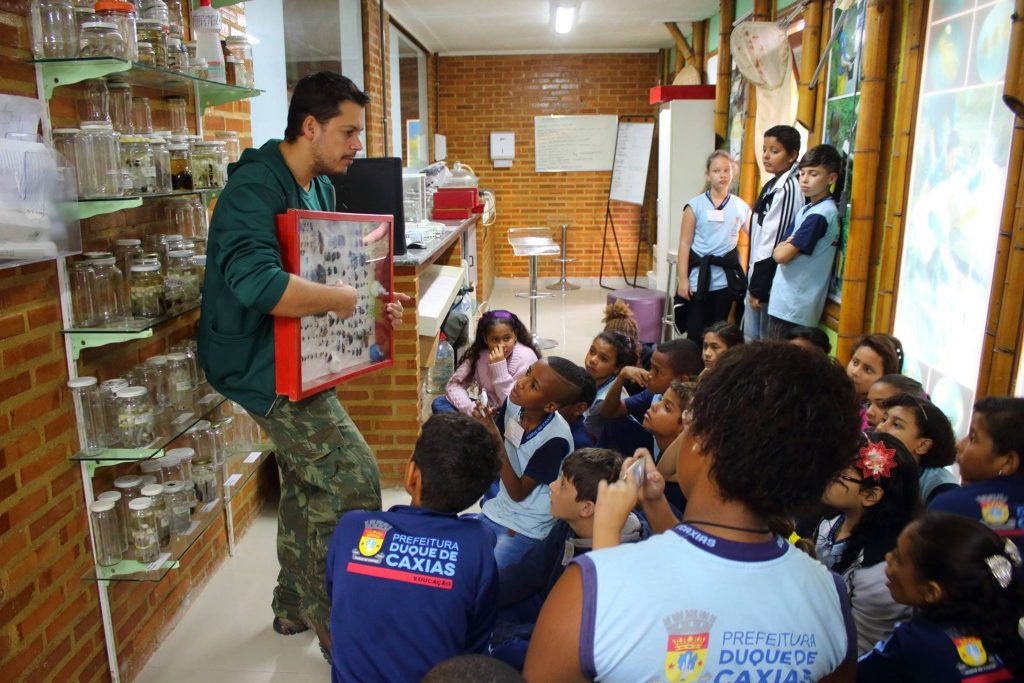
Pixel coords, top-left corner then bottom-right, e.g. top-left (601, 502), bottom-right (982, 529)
top-left (554, 5), bottom-right (576, 34)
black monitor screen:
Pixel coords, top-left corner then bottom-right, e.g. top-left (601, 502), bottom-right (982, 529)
top-left (330, 157), bottom-right (406, 255)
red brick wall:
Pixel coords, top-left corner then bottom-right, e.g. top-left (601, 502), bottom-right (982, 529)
top-left (0, 5), bottom-right (271, 681)
top-left (437, 53), bottom-right (660, 279)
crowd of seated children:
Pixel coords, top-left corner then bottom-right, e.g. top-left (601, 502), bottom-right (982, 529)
top-left (864, 374), bottom-right (926, 430)
top-left (435, 310), bottom-right (540, 415)
top-left (597, 338), bottom-right (702, 456)
top-left (581, 329), bottom-right (639, 443)
top-left (877, 393), bottom-right (959, 503)
top-left (325, 413), bottom-right (501, 683)
top-left (525, 342), bottom-right (862, 682)
top-left (644, 380), bottom-right (694, 513)
top-left (814, 432), bottom-right (921, 654)
top-left (489, 448), bottom-right (645, 671)
top-left (846, 333), bottom-right (904, 428)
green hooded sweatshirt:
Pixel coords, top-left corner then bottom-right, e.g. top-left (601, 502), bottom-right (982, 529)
top-left (198, 139), bottom-right (335, 415)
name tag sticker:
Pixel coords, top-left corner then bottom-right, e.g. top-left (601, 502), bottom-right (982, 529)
top-left (505, 420), bottom-right (525, 448)
top-left (707, 210), bottom-right (725, 222)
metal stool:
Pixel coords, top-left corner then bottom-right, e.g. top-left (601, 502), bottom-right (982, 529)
top-left (661, 249), bottom-right (678, 341)
top-left (509, 227), bottom-right (561, 350)
top-left (547, 222), bottom-right (579, 292)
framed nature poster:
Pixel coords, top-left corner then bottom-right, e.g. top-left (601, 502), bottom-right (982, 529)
top-left (275, 210), bottom-right (394, 401)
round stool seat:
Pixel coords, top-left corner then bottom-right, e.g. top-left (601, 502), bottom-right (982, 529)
top-left (607, 288), bottom-right (667, 344)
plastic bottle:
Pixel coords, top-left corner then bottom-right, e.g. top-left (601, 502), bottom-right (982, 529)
top-left (189, 0), bottom-right (224, 83)
top-left (426, 332), bottom-right (454, 394)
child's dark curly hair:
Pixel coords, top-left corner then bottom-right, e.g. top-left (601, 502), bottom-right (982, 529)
top-left (602, 300), bottom-right (640, 339)
top-left (909, 512), bottom-right (1024, 679)
top-left (414, 413), bottom-right (500, 513)
top-left (592, 331), bottom-right (640, 370)
top-left (880, 393), bottom-right (957, 468)
top-left (458, 310), bottom-right (541, 371)
top-left (974, 397), bottom-right (1024, 468)
top-left (688, 341), bottom-right (861, 519)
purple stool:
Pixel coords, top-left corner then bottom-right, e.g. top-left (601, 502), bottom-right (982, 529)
top-left (607, 288), bottom-right (667, 344)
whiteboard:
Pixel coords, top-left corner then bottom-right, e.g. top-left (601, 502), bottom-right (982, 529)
top-left (609, 121), bottom-right (655, 205)
top-left (534, 115), bottom-right (617, 172)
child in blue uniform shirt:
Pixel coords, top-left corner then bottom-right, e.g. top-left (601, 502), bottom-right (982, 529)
top-left (930, 397), bottom-right (1024, 546)
top-left (556, 362), bottom-right (597, 450)
top-left (325, 413), bottom-right (502, 683)
top-left (767, 144), bottom-right (842, 340)
top-left (858, 512), bottom-right (1023, 681)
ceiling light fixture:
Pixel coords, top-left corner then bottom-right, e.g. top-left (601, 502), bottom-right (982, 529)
top-left (554, 3), bottom-right (576, 34)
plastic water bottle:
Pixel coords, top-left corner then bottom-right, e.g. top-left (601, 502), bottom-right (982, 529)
top-left (190, 0), bottom-right (225, 83)
top-left (426, 333), bottom-right (454, 394)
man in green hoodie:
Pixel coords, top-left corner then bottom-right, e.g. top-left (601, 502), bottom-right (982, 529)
top-left (197, 72), bottom-right (404, 656)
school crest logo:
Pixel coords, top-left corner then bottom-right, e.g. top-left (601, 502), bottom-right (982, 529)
top-left (352, 519), bottom-right (391, 564)
top-left (663, 610), bottom-right (715, 683)
top-left (953, 637), bottom-right (988, 667)
top-left (977, 494), bottom-right (1011, 527)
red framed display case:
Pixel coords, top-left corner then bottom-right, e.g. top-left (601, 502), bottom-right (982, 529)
top-left (275, 210), bottom-right (395, 401)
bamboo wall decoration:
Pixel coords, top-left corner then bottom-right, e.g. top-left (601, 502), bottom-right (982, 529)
top-left (1004, 0), bottom-right (1024, 117)
top-left (872, 0), bottom-right (927, 334)
top-left (978, 116), bottom-right (1024, 397)
top-left (835, 0), bottom-right (894, 363)
top-left (693, 20), bottom-right (708, 83)
top-left (738, 0), bottom-right (773, 209)
top-left (797, 0), bottom-right (824, 130)
top-left (715, 0), bottom-right (736, 144)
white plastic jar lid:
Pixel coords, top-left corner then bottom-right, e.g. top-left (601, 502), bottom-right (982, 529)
top-left (115, 386), bottom-right (148, 399)
top-left (166, 352), bottom-right (188, 361)
top-left (90, 499), bottom-right (117, 513)
top-left (128, 497), bottom-right (153, 510)
top-left (67, 376), bottom-right (98, 388)
top-left (166, 447), bottom-right (194, 460)
top-left (97, 490), bottom-right (122, 501)
top-left (162, 481), bottom-right (184, 493)
top-left (141, 483), bottom-right (164, 496)
top-left (146, 355), bottom-right (168, 365)
top-left (114, 475), bottom-right (142, 488)
top-left (139, 459), bottom-right (163, 473)
top-left (116, 238), bottom-right (142, 246)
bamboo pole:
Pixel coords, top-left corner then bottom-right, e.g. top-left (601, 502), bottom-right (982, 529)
top-left (836, 0), bottom-right (894, 363)
top-left (675, 47), bottom-right (685, 78)
top-left (715, 0), bottom-right (735, 144)
top-left (693, 20), bottom-right (707, 83)
top-left (738, 0), bottom-right (772, 208)
top-left (665, 23), bottom-right (697, 65)
top-left (873, 0), bottom-right (927, 333)
top-left (978, 116), bottom-right (1024, 396)
top-left (798, 0), bottom-right (824, 130)
top-left (1004, 0), bottom-right (1024, 117)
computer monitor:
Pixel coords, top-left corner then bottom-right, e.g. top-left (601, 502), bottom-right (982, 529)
top-left (331, 157), bottom-right (407, 255)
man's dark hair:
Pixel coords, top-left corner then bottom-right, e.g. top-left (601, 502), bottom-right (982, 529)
top-left (656, 338), bottom-right (704, 378)
top-left (562, 448), bottom-right (623, 503)
top-left (413, 414), bottom-right (499, 513)
top-left (764, 125), bottom-right (802, 155)
top-left (783, 325), bottom-right (832, 354)
top-left (546, 356), bottom-right (588, 406)
top-left (422, 654), bottom-right (524, 683)
top-left (689, 341), bottom-right (861, 519)
top-left (284, 72), bottom-right (370, 142)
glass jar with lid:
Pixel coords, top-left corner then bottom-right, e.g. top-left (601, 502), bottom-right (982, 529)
top-left (83, 253), bottom-right (128, 324)
top-left (165, 351), bottom-right (193, 410)
top-left (131, 96), bottom-right (153, 135)
top-left (165, 0), bottom-right (182, 37)
top-left (69, 260), bottom-right (99, 326)
top-left (120, 135), bottom-right (157, 194)
top-left (113, 474), bottom-right (143, 505)
top-left (165, 447), bottom-right (193, 483)
top-left (192, 457), bottom-right (218, 503)
top-left (189, 419), bottom-right (217, 464)
top-left (128, 497), bottom-right (160, 562)
top-left (100, 378), bottom-right (129, 445)
top-left (138, 456), bottom-right (163, 482)
top-left (161, 480), bottom-right (190, 533)
top-left (75, 122), bottom-right (122, 197)
top-left (52, 127), bottom-right (78, 170)
top-left (113, 238), bottom-right (142, 274)
top-left (165, 96), bottom-right (188, 137)
top-left (129, 262), bottom-right (164, 317)
top-left (165, 249), bottom-right (198, 309)
top-left (96, 489), bottom-right (130, 552)
top-left (115, 385), bottom-right (155, 447)
top-left (168, 144), bottom-right (192, 190)
top-left (107, 80), bottom-right (133, 133)
top-left (78, 20), bottom-right (126, 58)
top-left (140, 483), bottom-right (170, 547)
top-left (192, 141), bottom-right (225, 189)
top-left (67, 376), bottom-right (106, 454)
top-left (182, 480), bottom-right (197, 511)
top-left (135, 39), bottom-right (155, 66)
top-left (30, 0), bottom-right (78, 59)
top-left (166, 36), bottom-right (187, 73)
top-left (193, 254), bottom-right (206, 291)
top-left (224, 35), bottom-right (254, 88)
top-left (148, 136), bottom-right (172, 192)
top-left (94, 0), bottom-right (137, 61)
top-left (79, 77), bottom-right (111, 124)
top-left (90, 499), bottom-right (123, 566)
top-left (135, 18), bottom-right (165, 67)
top-left (170, 340), bottom-right (200, 389)
top-left (139, 0), bottom-right (168, 30)
top-left (74, 6), bottom-right (97, 47)
top-left (143, 354), bottom-right (170, 399)
top-left (212, 130), bottom-right (240, 164)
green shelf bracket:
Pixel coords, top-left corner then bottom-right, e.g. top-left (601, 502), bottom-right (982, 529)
top-left (89, 557), bottom-right (181, 582)
top-left (198, 85), bottom-right (261, 113)
top-left (83, 449), bottom-right (165, 477)
top-left (68, 329), bottom-right (153, 361)
top-left (72, 198), bottom-right (144, 221)
top-left (38, 59), bottom-right (131, 99)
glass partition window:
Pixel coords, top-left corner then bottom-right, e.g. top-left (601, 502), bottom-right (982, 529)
top-left (390, 28), bottom-right (428, 169)
top-left (893, 0), bottom-right (1015, 435)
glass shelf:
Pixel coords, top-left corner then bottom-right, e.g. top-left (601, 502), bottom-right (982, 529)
top-left (29, 58), bottom-right (262, 110)
top-left (223, 448), bottom-right (271, 502)
top-left (83, 493), bottom-right (225, 583)
top-left (63, 302), bottom-right (201, 360)
top-left (71, 383), bottom-right (227, 465)
top-left (70, 188), bottom-right (219, 221)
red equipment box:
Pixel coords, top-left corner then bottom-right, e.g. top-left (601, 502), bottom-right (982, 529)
top-left (649, 85), bottom-right (717, 104)
top-left (433, 187), bottom-right (479, 210)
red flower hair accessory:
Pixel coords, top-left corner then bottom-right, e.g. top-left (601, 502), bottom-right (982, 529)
top-left (857, 438), bottom-right (898, 481)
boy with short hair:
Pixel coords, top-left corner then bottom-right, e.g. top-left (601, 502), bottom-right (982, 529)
top-left (766, 144), bottom-right (842, 340)
top-left (558, 363), bottom-right (597, 450)
top-left (325, 413), bottom-right (501, 683)
top-left (474, 357), bottom-right (579, 571)
top-left (490, 447), bottom-right (644, 670)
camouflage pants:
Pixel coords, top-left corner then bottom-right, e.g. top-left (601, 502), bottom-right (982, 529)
top-left (249, 390), bottom-right (382, 635)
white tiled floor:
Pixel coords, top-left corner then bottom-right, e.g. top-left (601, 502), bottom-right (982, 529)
top-left (137, 278), bottom-right (610, 681)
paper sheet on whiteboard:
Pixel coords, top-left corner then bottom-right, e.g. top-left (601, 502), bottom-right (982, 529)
top-left (609, 122), bottom-right (655, 205)
top-left (534, 115), bottom-right (617, 172)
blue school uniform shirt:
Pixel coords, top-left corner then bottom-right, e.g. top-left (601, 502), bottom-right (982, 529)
top-left (325, 505), bottom-right (499, 683)
top-left (857, 617), bottom-right (1014, 682)
top-left (930, 476), bottom-right (1024, 545)
top-left (574, 524), bottom-right (855, 682)
top-left (584, 375), bottom-right (627, 442)
top-left (685, 192), bottom-right (751, 292)
top-left (768, 196), bottom-right (839, 326)
top-left (568, 415), bottom-right (593, 450)
top-left (482, 398), bottom-right (573, 539)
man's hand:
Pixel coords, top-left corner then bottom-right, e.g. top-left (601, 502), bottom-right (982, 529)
top-left (331, 282), bottom-right (358, 319)
top-left (385, 292), bottom-right (412, 327)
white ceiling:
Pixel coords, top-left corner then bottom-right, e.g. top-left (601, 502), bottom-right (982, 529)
top-left (383, 0), bottom-right (721, 55)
